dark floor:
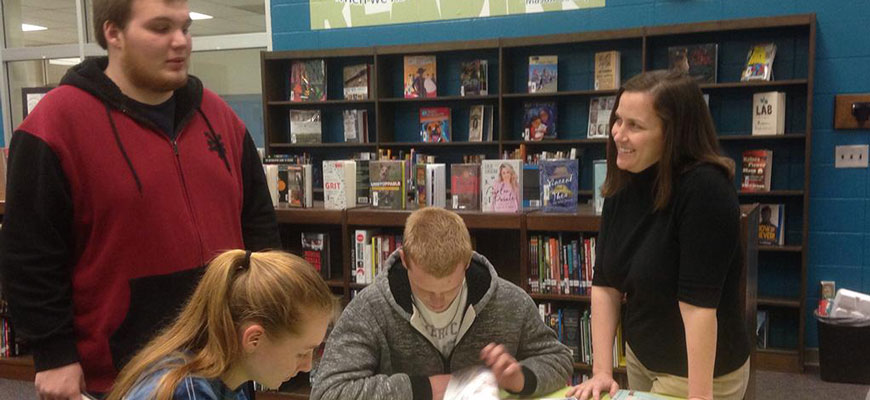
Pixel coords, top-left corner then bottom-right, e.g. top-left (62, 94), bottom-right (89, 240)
top-left (756, 370), bottom-right (869, 400)
top-left (1, 371), bottom-right (868, 399)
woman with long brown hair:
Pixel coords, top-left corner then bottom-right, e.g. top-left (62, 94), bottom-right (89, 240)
top-left (107, 250), bottom-right (336, 400)
top-left (568, 70), bottom-right (750, 400)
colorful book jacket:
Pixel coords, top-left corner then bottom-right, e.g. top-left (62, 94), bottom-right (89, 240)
top-left (528, 55), bottom-right (558, 93)
top-left (450, 163), bottom-right (480, 210)
top-left (758, 204), bottom-right (785, 246)
top-left (343, 64), bottom-right (371, 100)
top-left (667, 43), bottom-right (718, 83)
top-left (741, 149), bottom-right (773, 192)
top-left (281, 164), bottom-right (312, 208)
top-left (523, 102), bottom-right (557, 140)
top-left (290, 59), bottom-right (326, 102)
top-left (540, 159), bottom-right (579, 212)
top-left (370, 160), bottom-right (406, 209)
top-left (588, 96), bottom-right (616, 139)
top-left (404, 55), bottom-right (437, 98)
top-left (460, 60), bottom-right (488, 96)
top-left (481, 159), bottom-right (523, 213)
top-left (420, 107), bottom-right (451, 142)
top-left (741, 42), bottom-right (777, 82)
top-left (301, 232), bottom-right (330, 279)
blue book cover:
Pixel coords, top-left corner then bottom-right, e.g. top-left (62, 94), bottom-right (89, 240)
top-left (523, 102), bottom-right (557, 140)
top-left (539, 159), bottom-right (579, 212)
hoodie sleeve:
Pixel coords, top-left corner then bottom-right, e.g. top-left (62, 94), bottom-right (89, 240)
top-left (0, 131), bottom-right (79, 371)
top-left (239, 131), bottom-right (280, 251)
top-left (311, 297), bottom-right (422, 400)
top-left (514, 293), bottom-right (574, 396)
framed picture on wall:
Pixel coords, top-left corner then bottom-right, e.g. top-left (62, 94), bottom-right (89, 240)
top-left (22, 86), bottom-right (54, 119)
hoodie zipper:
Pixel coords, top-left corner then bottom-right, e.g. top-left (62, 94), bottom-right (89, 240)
top-left (170, 136), bottom-right (206, 266)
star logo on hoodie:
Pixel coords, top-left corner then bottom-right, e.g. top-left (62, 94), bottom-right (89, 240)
top-left (204, 130), bottom-right (231, 173)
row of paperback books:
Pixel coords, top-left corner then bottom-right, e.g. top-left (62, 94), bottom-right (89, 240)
top-left (528, 235), bottom-right (595, 296)
top-left (539, 303), bottom-right (625, 367)
top-left (352, 230), bottom-right (402, 284)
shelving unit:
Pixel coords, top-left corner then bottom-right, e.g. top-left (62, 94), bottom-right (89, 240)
top-left (262, 14), bottom-right (815, 376)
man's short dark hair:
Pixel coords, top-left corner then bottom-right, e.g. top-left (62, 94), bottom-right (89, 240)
top-left (93, 0), bottom-right (186, 49)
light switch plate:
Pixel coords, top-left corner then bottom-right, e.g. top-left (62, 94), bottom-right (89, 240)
top-left (835, 145), bottom-right (869, 168)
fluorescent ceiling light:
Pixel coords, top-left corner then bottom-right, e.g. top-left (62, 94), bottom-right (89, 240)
top-left (49, 58), bottom-right (81, 66)
top-left (189, 11), bottom-right (213, 20)
top-left (22, 23), bottom-right (47, 32)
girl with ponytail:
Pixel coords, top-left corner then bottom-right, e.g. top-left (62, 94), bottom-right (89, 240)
top-left (107, 250), bottom-right (337, 400)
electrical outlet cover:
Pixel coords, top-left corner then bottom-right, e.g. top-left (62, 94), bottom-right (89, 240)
top-left (834, 145), bottom-right (869, 168)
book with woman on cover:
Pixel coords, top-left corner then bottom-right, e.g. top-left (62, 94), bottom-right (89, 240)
top-left (404, 55), bottom-right (437, 98)
top-left (523, 102), bottom-right (557, 141)
top-left (481, 159), bottom-right (523, 213)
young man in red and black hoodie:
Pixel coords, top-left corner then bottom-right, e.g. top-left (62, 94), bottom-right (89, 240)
top-left (0, 0), bottom-right (280, 398)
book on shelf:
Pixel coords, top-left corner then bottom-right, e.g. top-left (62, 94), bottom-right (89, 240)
top-left (668, 43), bottom-right (718, 84)
top-left (460, 59), bottom-right (488, 96)
top-left (756, 309), bottom-right (769, 349)
top-left (262, 164), bottom-right (279, 207)
top-left (588, 96), bottom-right (616, 139)
top-left (301, 232), bottom-right (330, 279)
top-left (420, 107), bottom-right (451, 143)
top-left (540, 159), bottom-right (579, 213)
top-left (752, 91), bottom-right (786, 136)
top-left (404, 55), bottom-right (437, 98)
top-left (415, 163), bottom-right (427, 207)
top-left (482, 105), bottom-right (495, 141)
top-left (481, 159), bottom-right (523, 213)
top-left (758, 204), bottom-right (785, 246)
top-left (523, 164), bottom-right (541, 208)
top-left (741, 42), bottom-right (777, 82)
top-left (322, 160), bottom-right (357, 209)
top-left (280, 164), bottom-right (312, 208)
top-left (426, 164), bottom-right (446, 208)
top-left (343, 64), bottom-right (371, 100)
top-left (451, 163), bottom-right (480, 211)
top-left (289, 109), bottom-right (322, 144)
top-left (343, 109), bottom-right (368, 143)
top-left (528, 55), bottom-right (558, 93)
top-left (290, 59), bottom-right (326, 102)
top-left (741, 149), bottom-right (773, 192)
top-left (593, 159), bottom-right (607, 214)
top-left (355, 159), bottom-right (371, 206)
top-left (594, 50), bottom-right (621, 91)
top-left (370, 160), bottom-right (407, 209)
top-left (353, 229), bottom-right (374, 284)
top-left (523, 102), bottom-right (557, 141)
top-left (468, 105), bottom-right (484, 142)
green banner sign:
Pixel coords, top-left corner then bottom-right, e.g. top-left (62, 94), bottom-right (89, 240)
top-left (310, 0), bottom-right (605, 30)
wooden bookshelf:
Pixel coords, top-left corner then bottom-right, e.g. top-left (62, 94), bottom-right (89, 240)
top-left (0, 356), bottom-right (35, 381)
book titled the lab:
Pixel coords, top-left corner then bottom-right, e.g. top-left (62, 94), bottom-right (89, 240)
top-left (539, 159), bottom-right (579, 213)
top-left (752, 91), bottom-right (786, 136)
top-left (322, 160), bottom-right (357, 209)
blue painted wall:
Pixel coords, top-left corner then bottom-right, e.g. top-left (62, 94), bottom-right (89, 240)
top-left (271, 0), bottom-right (870, 348)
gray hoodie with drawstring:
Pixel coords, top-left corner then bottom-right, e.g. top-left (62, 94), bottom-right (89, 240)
top-left (311, 251), bottom-right (573, 400)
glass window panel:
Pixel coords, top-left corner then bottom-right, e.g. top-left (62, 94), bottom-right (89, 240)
top-left (3, 0), bottom-right (79, 47)
top-left (8, 58), bottom-right (72, 129)
top-left (189, 48), bottom-right (264, 146)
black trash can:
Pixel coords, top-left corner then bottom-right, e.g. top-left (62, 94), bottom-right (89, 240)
top-left (817, 315), bottom-right (870, 384)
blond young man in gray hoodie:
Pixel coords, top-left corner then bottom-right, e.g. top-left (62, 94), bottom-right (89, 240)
top-left (312, 207), bottom-right (572, 400)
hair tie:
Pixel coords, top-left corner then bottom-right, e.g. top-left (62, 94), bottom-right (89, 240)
top-left (239, 250), bottom-right (252, 271)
